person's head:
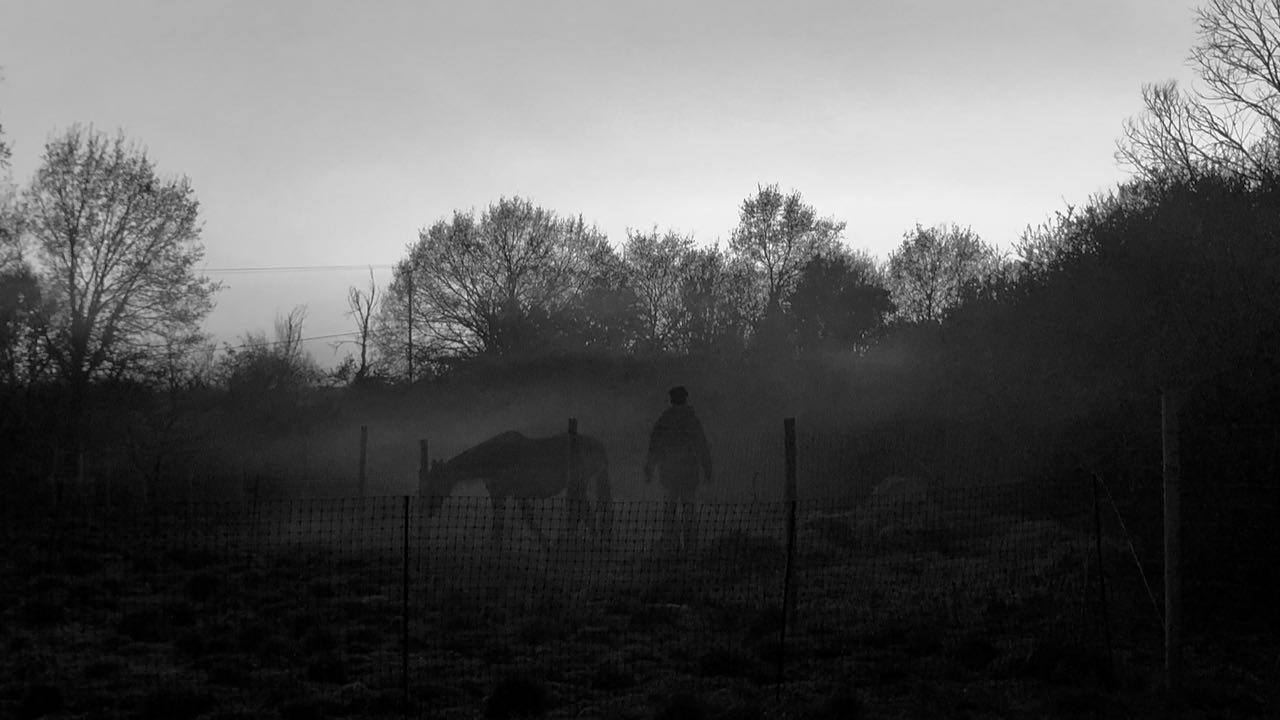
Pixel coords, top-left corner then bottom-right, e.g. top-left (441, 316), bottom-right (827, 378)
top-left (668, 386), bottom-right (689, 405)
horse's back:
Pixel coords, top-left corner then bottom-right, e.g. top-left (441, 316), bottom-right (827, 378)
top-left (478, 430), bottom-right (527, 448)
top-left (537, 433), bottom-right (607, 466)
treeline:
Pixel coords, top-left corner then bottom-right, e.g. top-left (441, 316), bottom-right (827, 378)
top-left (334, 190), bottom-right (996, 383)
top-left (2, 0), bottom-right (1280, 513)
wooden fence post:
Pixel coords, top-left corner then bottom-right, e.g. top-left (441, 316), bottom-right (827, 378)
top-left (1091, 472), bottom-right (1115, 684)
top-left (567, 418), bottom-right (581, 534)
top-left (418, 439), bottom-right (429, 498)
top-left (401, 494), bottom-right (411, 716)
top-left (777, 417), bottom-right (798, 702)
top-left (1162, 389), bottom-right (1183, 700)
top-left (358, 425), bottom-right (369, 498)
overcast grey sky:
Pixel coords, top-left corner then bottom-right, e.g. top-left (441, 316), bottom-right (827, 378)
top-left (1, 0), bottom-right (1199, 364)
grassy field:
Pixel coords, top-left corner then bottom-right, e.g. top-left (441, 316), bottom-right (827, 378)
top-left (0, 487), bottom-right (1206, 719)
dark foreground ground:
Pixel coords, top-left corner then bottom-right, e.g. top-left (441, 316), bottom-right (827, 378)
top-left (1, 492), bottom-right (1271, 719)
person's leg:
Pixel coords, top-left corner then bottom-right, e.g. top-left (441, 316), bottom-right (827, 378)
top-left (677, 485), bottom-right (698, 551)
top-left (660, 489), bottom-right (679, 551)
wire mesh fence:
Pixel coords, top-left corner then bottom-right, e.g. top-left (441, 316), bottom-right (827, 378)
top-left (1, 469), bottom-right (1113, 719)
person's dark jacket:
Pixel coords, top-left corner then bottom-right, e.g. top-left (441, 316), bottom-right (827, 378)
top-left (645, 405), bottom-right (712, 491)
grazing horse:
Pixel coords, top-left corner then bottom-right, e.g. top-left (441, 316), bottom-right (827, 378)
top-left (424, 431), bottom-right (613, 547)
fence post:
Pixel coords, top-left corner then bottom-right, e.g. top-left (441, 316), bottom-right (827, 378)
top-left (1091, 472), bottom-right (1114, 685)
top-left (1162, 389), bottom-right (1183, 701)
top-left (777, 417), bottom-right (798, 702)
top-left (567, 418), bottom-right (580, 536)
top-left (418, 439), bottom-right (429, 498)
top-left (402, 494), bottom-right (411, 717)
top-left (358, 425), bottom-right (368, 498)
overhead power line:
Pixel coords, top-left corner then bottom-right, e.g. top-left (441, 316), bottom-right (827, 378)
top-left (203, 263), bottom-right (396, 275)
top-left (219, 331), bottom-right (360, 352)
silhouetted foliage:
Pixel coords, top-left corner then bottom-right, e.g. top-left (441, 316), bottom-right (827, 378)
top-left (886, 223), bottom-right (1001, 324)
top-left (787, 250), bottom-right (893, 353)
top-left (622, 227), bottom-right (697, 355)
top-left (729, 183), bottom-right (845, 312)
top-left (379, 196), bottom-right (613, 368)
top-left (0, 262), bottom-right (52, 388)
top-left (675, 244), bottom-right (758, 358)
top-left (218, 307), bottom-right (321, 429)
top-left (22, 126), bottom-right (220, 392)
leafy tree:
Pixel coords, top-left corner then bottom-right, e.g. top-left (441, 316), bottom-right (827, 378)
top-left (549, 243), bottom-right (639, 354)
top-left (381, 197), bottom-right (611, 366)
top-left (674, 244), bottom-right (758, 356)
top-left (622, 227), bottom-right (696, 355)
top-left (0, 117), bottom-right (17, 263)
top-left (0, 121), bottom-right (45, 388)
top-left (729, 184), bottom-right (845, 312)
top-left (1118, 0), bottom-right (1280, 182)
top-left (21, 126), bottom-right (220, 395)
top-left (787, 249), bottom-right (893, 352)
top-left (886, 223), bottom-right (1001, 323)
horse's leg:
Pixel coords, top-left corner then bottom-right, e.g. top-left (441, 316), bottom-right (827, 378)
top-left (517, 497), bottom-right (552, 550)
top-left (560, 494), bottom-right (587, 546)
top-left (490, 494), bottom-right (505, 549)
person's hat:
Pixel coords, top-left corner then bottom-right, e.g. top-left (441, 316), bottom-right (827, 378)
top-left (668, 386), bottom-right (689, 402)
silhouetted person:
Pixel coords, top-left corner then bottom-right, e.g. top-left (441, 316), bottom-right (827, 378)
top-left (644, 386), bottom-right (713, 551)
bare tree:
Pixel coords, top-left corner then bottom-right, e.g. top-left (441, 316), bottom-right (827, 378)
top-left (1118, 0), bottom-right (1280, 181)
top-left (337, 267), bottom-right (378, 382)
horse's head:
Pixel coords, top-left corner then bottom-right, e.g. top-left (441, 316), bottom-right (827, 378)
top-left (424, 459), bottom-right (450, 516)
